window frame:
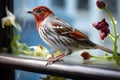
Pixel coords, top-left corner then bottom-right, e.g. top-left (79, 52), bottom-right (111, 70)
top-left (0, 0), bottom-right (13, 53)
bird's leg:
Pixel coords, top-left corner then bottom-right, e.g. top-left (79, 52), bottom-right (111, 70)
top-left (46, 49), bottom-right (72, 66)
top-left (46, 53), bottom-right (65, 66)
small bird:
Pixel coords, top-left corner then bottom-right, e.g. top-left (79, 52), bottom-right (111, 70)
top-left (27, 6), bottom-right (118, 65)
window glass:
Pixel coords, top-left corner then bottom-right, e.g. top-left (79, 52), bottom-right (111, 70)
top-left (12, 0), bottom-right (120, 80)
top-left (77, 0), bottom-right (88, 10)
top-left (105, 0), bottom-right (117, 14)
top-left (13, 0), bottom-right (120, 66)
top-left (51, 0), bottom-right (65, 8)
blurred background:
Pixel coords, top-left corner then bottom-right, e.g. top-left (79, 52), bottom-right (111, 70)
top-left (14, 0), bottom-right (120, 53)
top-left (13, 0), bottom-right (120, 80)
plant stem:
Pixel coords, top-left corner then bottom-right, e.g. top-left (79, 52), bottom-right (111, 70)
top-left (104, 8), bottom-right (119, 64)
top-left (91, 55), bottom-right (112, 59)
top-left (104, 8), bottom-right (117, 38)
top-left (108, 34), bottom-right (114, 42)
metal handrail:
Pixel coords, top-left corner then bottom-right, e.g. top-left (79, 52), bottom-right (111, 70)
top-left (0, 54), bottom-right (120, 80)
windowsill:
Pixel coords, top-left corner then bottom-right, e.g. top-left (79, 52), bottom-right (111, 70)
top-left (0, 53), bottom-right (120, 80)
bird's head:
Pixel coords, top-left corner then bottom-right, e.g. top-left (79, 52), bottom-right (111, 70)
top-left (27, 6), bottom-right (54, 29)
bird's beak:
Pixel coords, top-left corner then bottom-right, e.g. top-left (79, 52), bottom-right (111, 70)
top-left (27, 11), bottom-right (36, 15)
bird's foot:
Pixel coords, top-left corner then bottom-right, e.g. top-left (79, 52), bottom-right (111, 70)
top-left (46, 54), bottom-right (65, 66)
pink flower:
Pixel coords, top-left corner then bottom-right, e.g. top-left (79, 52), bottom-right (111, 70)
top-left (100, 27), bottom-right (110, 34)
top-left (92, 18), bottom-right (110, 40)
top-left (92, 22), bottom-right (101, 30)
top-left (96, 0), bottom-right (106, 9)
top-left (100, 31), bottom-right (107, 40)
top-left (92, 18), bottom-right (109, 30)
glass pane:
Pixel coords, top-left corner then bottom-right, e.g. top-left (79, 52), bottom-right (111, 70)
top-left (15, 70), bottom-right (70, 80)
top-left (13, 0), bottom-right (120, 68)
top-left (77, 0), bottom-right (89, 10)
top-left (51, 0), bottom-right (65, 8)
top-left (105, 0), bottom-right (117, 14)
top-left (12, 0), bottom-right (120, 80)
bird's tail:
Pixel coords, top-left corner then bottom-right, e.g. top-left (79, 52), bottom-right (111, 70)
top-left (95, 44), bottom-right (120, 55)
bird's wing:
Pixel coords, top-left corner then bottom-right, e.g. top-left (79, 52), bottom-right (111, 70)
top-left (50, 18), bottom-right (89, 40)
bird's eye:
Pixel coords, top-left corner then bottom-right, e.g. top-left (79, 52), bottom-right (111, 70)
top-left (37, 10), bottom-right (42, 13)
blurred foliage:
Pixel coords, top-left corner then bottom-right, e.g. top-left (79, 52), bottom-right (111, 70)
top-left (41, 75), bottom-right (67, 80)
top-left (10, 34), bottom-right (61, 59)
top-left (10, 34), bottom-right (51, 58)
top-left (11, 34), bottom-right (33, 55)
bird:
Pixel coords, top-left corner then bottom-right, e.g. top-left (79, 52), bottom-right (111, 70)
top-left (27, 6), bottom-right (119, 65)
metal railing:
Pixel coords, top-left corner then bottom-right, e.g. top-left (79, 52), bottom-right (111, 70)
top-left (0, 54), bottom-right (120, 80)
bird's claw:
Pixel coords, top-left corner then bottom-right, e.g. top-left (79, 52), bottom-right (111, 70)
top-left (45, 54), bottom-right (65, 66)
